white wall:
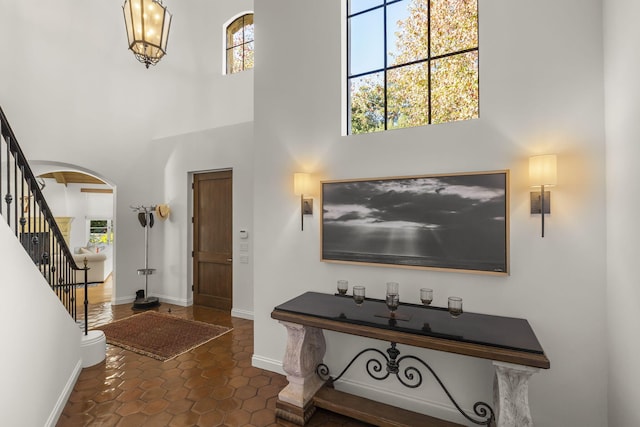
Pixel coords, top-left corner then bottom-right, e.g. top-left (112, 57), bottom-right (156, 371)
top-left (253, 1), bottom-right (607, 425)
top-left (0, 221), bottom-right (82, 426)
top-left (0, 0), bottom-right (623, 424)
top-left (0, 0), bottom-right (254, 305)
top-left (152, 122), bottom-right (254, 313)
top-left (604, 0), bottom-right (640, 425)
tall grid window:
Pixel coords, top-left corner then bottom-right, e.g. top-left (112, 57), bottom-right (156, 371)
top-left (226, 13), bottom-right (254, 74)
top-left (347, 0), bottom-right (478, 134)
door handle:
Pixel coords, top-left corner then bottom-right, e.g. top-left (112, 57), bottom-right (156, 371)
top-left (227, 258), bottom-right (232, 262)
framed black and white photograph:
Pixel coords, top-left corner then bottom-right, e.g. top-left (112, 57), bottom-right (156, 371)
top-left (321, 171), bottom-right (509, 275)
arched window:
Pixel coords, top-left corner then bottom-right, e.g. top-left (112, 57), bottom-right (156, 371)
top-left (347, 0), bottom-right (478, 134)
top-left (226, 13), bottom-right (254, 74)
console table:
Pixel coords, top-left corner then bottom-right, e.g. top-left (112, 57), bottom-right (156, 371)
top-left (271, 292), bottom-right (550, 426)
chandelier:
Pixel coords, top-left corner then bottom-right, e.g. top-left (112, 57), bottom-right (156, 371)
top-left (123, 0), bottom-right (172, 68)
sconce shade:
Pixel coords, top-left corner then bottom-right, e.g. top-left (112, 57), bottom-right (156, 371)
top-left (529, 154), bottom-right (557, 187)
top-left (293, 173), bottom-right (311, 196)
top-left (123, 0), bottom-right (172, 68)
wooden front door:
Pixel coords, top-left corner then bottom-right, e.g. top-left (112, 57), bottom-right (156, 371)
top-left (193, 170), bottom-right (232, 310)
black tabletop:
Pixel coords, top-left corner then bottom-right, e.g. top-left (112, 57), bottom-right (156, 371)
top-left (274, 291), bottom-right (545, 355)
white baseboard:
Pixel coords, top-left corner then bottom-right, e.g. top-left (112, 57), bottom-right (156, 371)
top-left (252, 354), bottom-right (285, 376)
top-left (157, 294), bottom-right (189, 306)
top-left (231, 308), bottom-right (254, 320)
top-left (112, 294), bottom-right (189, 307)
top-left (47, 359), bottom-right (82, 427)
top-left (113, 295), bottom-right (133, 305)
top-left (334, 377), bottom-right (471, 425)
top-left (113, 296), bottom-right (252, 316)
top-left (249, 355), bottom-right (473, 424)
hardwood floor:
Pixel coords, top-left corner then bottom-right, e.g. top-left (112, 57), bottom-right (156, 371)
top-left (58, 299), bottom-right (371, 426)
top-left (76, 274), bottom-right (113, 308)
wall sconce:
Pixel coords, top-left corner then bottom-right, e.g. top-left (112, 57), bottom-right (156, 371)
top-left (529, 154), bottom-right (557, 238)
top-left (293, 173), bottom-right (313, 231)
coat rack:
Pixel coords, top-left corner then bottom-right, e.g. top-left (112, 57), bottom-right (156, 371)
top-left (131, 204), bottom-right (160, 309)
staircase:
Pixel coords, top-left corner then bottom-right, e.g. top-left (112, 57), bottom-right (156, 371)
top-left (0, 105), bottom-right (89, 333)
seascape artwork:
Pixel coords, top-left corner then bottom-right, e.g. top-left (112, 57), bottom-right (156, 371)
top-left (321, 171), bottom-right (509, 274)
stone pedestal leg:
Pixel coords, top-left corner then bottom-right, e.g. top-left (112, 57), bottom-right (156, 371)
top-left (493, 361), bottom-right (539, 427)
top-left (276, 321), bottom-right (326, 425)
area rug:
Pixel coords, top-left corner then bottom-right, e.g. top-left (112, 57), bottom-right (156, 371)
top-left (94, 311), bottom-right (232, 361)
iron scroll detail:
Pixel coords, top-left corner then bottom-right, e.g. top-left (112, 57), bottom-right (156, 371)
top-left (316, 342), bottom-right (494, 426)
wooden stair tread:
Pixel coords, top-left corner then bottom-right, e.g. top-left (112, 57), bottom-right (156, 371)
top-left (313, 386), bottom-right (464, 427)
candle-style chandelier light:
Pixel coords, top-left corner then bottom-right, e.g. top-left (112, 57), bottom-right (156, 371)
top-left (123, 0), bottom-right (172, 68)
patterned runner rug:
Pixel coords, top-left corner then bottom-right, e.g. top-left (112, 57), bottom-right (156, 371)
top-left (95, 311), bottom-right (232, 361)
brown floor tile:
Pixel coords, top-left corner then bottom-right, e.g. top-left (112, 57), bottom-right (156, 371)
top-left (141, 398), bottom-right (170, 416)
top-left (57, 302), bottom-right (372, 427)
top-left (199, 409), bottom-right (225, 426)
top-left (226, 408), bottom-right (252, 425)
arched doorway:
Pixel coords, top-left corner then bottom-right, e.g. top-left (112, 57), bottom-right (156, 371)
top-left (30, 162), bottom-right (117, 308)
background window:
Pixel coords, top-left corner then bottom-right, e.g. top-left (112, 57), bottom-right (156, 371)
top-left (348, 0), bottom-right (478, 134)
top-left (226, 13), bottom-right (254, 74)
top-left (88, 219), bottom-right (113, 246)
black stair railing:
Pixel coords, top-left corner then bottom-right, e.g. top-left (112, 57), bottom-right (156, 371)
top-left (0, 106), bottom-right (89, 335)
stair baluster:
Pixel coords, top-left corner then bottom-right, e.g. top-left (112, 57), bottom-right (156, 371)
top-left (0, 106), bottom-right (87, 333)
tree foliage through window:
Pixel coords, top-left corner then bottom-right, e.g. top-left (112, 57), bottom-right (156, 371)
top-left (348, 0), bottom-right (478, 134)
top-left (226, 13), bottom-right (254, 74)
top-left (89, 219), bottom-right (113, 245)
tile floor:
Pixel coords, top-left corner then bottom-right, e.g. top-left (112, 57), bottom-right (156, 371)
top-left (57, 302), bottom-right (371, 427)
